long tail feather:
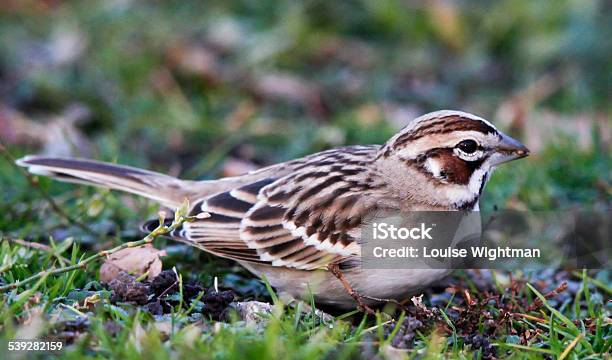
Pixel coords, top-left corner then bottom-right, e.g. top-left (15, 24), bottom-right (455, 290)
top-left (16, 155), bottom-right (193, 208)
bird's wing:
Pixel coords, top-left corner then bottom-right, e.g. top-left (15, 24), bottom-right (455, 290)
top-left (163, 146), bottom-right (383, 270)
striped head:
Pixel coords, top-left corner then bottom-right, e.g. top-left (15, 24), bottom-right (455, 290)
top-left (378, 110), bottom-right (529, 210)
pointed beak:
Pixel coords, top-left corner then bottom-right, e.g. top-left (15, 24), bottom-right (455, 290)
top-left (491, 133), bottom-right (530, 165)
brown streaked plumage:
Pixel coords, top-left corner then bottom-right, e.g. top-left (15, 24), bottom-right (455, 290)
top-left (16, 110), bottom-right (529, 309)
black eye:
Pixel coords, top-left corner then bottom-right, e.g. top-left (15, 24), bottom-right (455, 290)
top-left (456, 140), bottom-right (478, 154)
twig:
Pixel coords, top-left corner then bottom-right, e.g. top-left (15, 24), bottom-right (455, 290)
top-left (0, 142), bottom-right (98, 236)
top-left (510, 312), bottom-right (547, 324)
top-left (0, 204), bottom-right (194, 292)
top-left (525, 282), bottom-right (568, 312)
top-left (156, 269), bottom-right (179, 298)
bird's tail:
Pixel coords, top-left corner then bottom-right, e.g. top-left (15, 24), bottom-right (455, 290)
top-left (16, 156), bottom-right (195, 208)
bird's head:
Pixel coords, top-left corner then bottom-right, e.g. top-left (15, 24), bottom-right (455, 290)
top-left (378, 110), bottom-right (529, 209)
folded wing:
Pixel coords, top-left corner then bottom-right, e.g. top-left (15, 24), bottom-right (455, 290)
top-left (172, 146), bottom-right (383, 270)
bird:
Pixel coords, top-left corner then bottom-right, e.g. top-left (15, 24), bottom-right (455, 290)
top-left (16, 110), bottom-right (529, 312)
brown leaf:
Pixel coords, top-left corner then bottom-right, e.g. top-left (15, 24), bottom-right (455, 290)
top-left (0, 104), bottom-right (92, 157)
top-left (99, 245), bottom-right (166, 283)
top-left (166, 42), bottom-right (222, 84)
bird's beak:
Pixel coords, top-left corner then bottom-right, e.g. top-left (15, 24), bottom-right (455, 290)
top-left (491, 133), bottom-right (530, 165)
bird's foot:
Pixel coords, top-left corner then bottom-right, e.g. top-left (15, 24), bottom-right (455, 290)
top-left (328, 264), bottom-right (376, 315)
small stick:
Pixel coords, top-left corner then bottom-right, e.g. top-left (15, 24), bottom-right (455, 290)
top-left (511, 312), bottom-right (547, 324)
top-left (525, 282), bottom-right (568, 312)
top-left (0, 206), bottom-right (193, 292)
top-left (463, 289), bottom-right (475, 306)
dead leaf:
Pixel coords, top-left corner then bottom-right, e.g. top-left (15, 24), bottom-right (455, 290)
top-left (99, 245), bottom-right (166, 283)
top-left (0, 104), bottom-right (92, 157)
top-left (166, 42), bottom-right (222, 84)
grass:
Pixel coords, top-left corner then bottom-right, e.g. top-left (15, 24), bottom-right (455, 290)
top-left (0, 146), bottom-right (609, 358)
top-left (0, 0), bottom-right (610, 358)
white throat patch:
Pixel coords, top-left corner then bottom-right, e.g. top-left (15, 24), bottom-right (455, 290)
top-left (443, 167), bottom-right (491, 209)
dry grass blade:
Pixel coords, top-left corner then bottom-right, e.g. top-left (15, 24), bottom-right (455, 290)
top-left (558, 333), bottom-right (584, 360)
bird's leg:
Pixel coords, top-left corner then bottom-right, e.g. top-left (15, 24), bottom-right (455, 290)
top-left (327, 264), bottom-right (375, 315)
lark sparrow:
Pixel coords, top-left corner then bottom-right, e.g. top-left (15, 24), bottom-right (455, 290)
top-left (17, 110), bottom-right (529, 310)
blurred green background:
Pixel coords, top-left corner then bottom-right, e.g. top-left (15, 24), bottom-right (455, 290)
top-left (0, 0), bottom-right (610, 229)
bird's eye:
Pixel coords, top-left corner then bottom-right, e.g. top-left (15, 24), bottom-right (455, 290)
top-left (456, 140), bottom-right (478, 154)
